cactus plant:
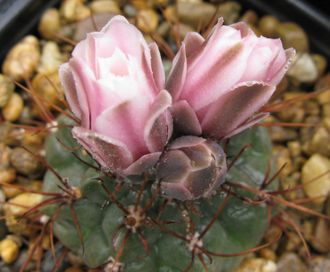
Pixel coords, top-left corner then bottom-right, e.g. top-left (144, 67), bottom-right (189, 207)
top-left (42, 115), bottom-right (275, 271)
top-left (37, 15), bottom-right (297, 272)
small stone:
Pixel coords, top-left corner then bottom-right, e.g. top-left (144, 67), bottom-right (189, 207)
top-left (2, 36), bottom-right (40, 81)
top-left (288, 53), bottom-right (318, 84)
top-left (309, 127), bottom-right (330, 156)
top-left (311, 219), bottom-right (330, 253)
top-left (217, 1), bottom-right (241, 24)
top-left (32, 71), bottom-right (64, 108)
top-left (302, 154), bottom-right (330, 204)
top-left (258, 15), bottom-right (280, 38)
top-left (38, 8), bottom-right (61, 40)
top-left (315, 74), bottom-right (330, 90)
top-left (4, 193), bottom-right (43, 217)
top-left (0, 168), bottom-right (16, 184)
top-left (60, 0), bottom-right (91, 22)
top-left (273, 146), bottom-right (293, 179)
top-left (259, 248), bottom-right (276, 262)
top-left (240, 10), bottom-right (258, 25)
top-left (38, 42), bottom-right (65, 74)
top-left (234, 258), bottom-right (277, 272)
top-left (2, 93), bottom-right (24, 122)
top-left (323, 104), bottom-right (330, 117)
top-left (0, 75), bottom-right (14, 108)
top-left (0, 237), bottom-right (20, 264)
top-left (309, 257), bottom-right (330, 272)
top-left (89, 0), bottom-right (121, 14)
top-left (276, 22), bottom-right (309, 52)
top-left (163, 6), bottom-right (177, 23)
top-left (0, 143), bottom-right (11, 169)
top-left (277, 92), bottom-right (305, 122)
top-left (288, 141), bottom-right (301, 157)
top-left (137, 9), bottom-right (159, 33)
top-left (270, 126), bottom-right (298, 142)
top-left (277, 253), bottom-right (308, 272)
top-left (312, 54), bottom-right (327, 78)
top-left (316, 89), bottom-right (330, 105)
top-left (10, 147), bottom-right (43, 176)
top-left (177, 1), bottom-right (216, 29)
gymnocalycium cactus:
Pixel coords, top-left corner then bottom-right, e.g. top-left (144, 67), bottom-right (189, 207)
top-left (42, 16), bottom-right (295, 271)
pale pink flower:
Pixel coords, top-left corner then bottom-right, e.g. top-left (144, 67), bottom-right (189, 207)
top-left (59, 16), bottom-right (172, 175)
top-left (167, 18), bottom-right (295, 139)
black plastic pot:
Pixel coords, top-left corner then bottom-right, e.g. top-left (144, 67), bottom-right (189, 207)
top-left (0, 0), bottom-right (60, 61)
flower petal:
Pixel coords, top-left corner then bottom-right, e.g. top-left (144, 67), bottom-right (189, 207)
top-left (59, 63), bottom-right (82, 120)
top-left (201, 81), bottom-right (276, 138)
top-left (72, 127), bottom-right (133, 171)
top-left (170, 101), bottom-right (202, 136)
top-left (144, 90), bottom-right (173, 152)
top-left (149, 42), bottom-right (165, 91)
top-left (166, 44), bottom-right (187, 101)
top-left (123, 152), bottom-right (161, 177)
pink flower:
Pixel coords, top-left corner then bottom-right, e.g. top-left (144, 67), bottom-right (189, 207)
top-left (59, 16), bottom-right (172, 175)
top-left (167, 18), bottom-right (295, 139)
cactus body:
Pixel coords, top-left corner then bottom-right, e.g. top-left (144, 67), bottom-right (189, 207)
top-left (43, 116), bottom-right (274, 271)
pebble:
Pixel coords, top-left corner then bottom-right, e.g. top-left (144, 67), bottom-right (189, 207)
top-left (316, 89), bottom-right (330, 105)
top-left (32, 71), bottom-right (64, 108)
top-left (38, 8), bottom-right (61, 40)
top-left (60, 0), bottom-right (91, 22)
top-left (38, 42), bottom-right (65, 74)
top-left (0, 75), bottom-right (14, 108)
top-left (288, 53), bottom-right (318, 84)
top-left (0, 237), bottom-right (20, 264)
top-left (258, 15), bottom-right (280, 38)
top-left (309, 127), bottom-right (330, 156)
top-left (269, 126), bottom-right (298, 142)
top-left (163, 6), bottom-right (177, 23)
top-left (234, 258), bottom-right (277, 272)
top-left (170, 23), bottom-right (194, 41)
top-left (89, 0), bottom-right (121, 14)
top-left (309, 257), bottom-right (330, 272)
top-left (177, 1), bottom-right (216, 29)
top-left (311, 218), bottom-right (330, 253)
top-left (312, 54), bottom-right (327, 78)
top-left (277, 253), bottom-right (308, 272)
top-left (2, 93), bottom-right (24, 122)
top-left (137, 9), bottom-right (159, 33)
top-left (276, 22), bottom-right (309, 52)
top-left (2, 36), bottom-right (40, 81)
top-left (217, 1), bottom-right (241, 24)
top-left (4, 193), bottom-right (43, 217)
top-left (10, 147), bottom-right (42, 176)
top-left (0, 168), bottom-right (16, 184)
top-left (302, 154), bottom-right (330, 204)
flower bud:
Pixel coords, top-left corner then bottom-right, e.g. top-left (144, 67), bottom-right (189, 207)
top-left (157, 136), bottom-right (227, 201)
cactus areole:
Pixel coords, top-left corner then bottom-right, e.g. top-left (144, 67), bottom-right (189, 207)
top-left (42, 15), bottom-right (294, 271)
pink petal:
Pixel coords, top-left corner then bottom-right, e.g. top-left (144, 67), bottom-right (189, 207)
top-left (268, 48), bottom-right (296, 85)
top-left (170, 100), bottom-right (202, 135)
top-left (183, 32), bottom-right (205, 66)
top-left (166, 44), bottom-right (187, 101)
top-left (72, 127), bottom-right (133, 171)
top-left (123, 152), bottom-right (161, 177)
top-left (144, 90), bottom-right (172, 152)
top-left (149, 42), bottom-right (165, 91)
top-left (201, 81), bottom-right (276, 139)
top-left (180, 29), bottom-right (258, 110)
top-left (95, 99), bottom-right (149, 160)
top-left (59, 63), bottom-right (82, 120)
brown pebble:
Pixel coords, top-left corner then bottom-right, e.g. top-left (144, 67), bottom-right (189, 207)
top-left (38, 8), bottom-right (61, 39)
top-left (258, 15), bottom-right (280, 38)
top-left (10, 147), bottom-right (43, 176)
